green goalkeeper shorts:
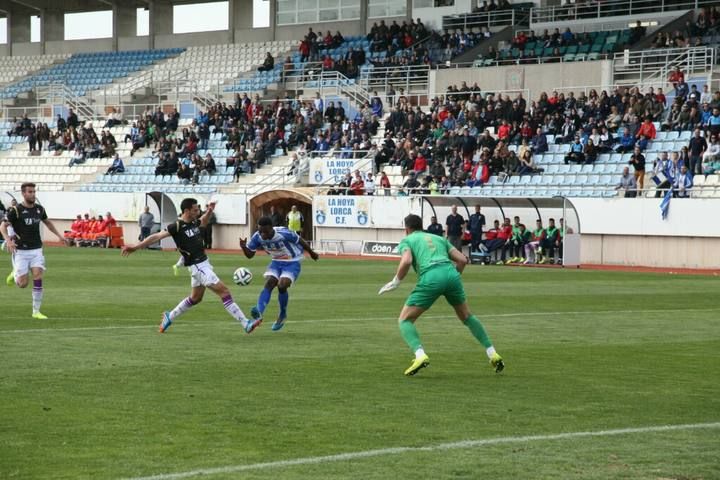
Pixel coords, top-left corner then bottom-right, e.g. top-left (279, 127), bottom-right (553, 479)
top-left (405, 265), bottom-right (467, 309)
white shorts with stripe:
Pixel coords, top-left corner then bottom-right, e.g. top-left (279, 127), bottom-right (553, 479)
top-left (12, 248), bottom-right (46, 278)
top-left (188, 260), bottom-right (220, 288)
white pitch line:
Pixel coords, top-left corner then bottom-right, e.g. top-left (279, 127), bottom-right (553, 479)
top-left (122, 422), bottom-right (720, 480)
top-left (1, 308), bottom-right (719, 334)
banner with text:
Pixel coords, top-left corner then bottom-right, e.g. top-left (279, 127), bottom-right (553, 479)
top-left (309, 157), bottom-right (371, 185)
top-left (361, 241), bottom-right (401, 257)
top-left (313, 196), bottom-right (372, 228)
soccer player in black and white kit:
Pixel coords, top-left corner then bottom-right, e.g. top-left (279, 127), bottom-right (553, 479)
top-left (122, 198), bottom-right (261, 334)
top-left (0, 183), bottom-right (66, 319)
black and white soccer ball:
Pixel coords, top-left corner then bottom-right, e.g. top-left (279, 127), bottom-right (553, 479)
top-left (232, 267), bottom-right (253, 286)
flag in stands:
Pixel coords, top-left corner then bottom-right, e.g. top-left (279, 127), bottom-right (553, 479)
top-left (660, 188), bottom-right (672, 220)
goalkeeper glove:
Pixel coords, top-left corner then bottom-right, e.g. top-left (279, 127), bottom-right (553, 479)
top-left (378, 276), bottom-right (401, 295)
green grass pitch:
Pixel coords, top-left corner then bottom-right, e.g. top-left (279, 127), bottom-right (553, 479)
top-left (1, 247), bottom-right (719, 480)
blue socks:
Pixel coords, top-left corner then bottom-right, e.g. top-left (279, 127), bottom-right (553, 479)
top-left (257, 288), bottom-right (272, 314)
top-left (278, 291), bottom-right (289, 317)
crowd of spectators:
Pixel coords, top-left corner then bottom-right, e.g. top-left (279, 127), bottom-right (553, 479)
top-left (480, 25), bottom-right (626, 66)
top-left (473, 0), bottom-right (514, 14)
top-left (295, 19), bottom-right (438, 82)
top-left (440, 27), bottom-right (492, 59)
top-left (649, 6), bottom-right (720, 49)
top-left (7, 108), bottom-right (123, 161)
top-left (182, 90), bottom-right (383, 185)
top-left (361, 76), bottom-right (720, 197)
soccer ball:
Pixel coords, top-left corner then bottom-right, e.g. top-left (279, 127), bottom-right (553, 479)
top-left (232, 267), bottom-right (253, 286)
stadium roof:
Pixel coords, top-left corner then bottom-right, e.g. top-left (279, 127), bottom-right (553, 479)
top-left (0, 0), bottom-right (237, 15)
top-left (420, 195), bottom-right (581, 230)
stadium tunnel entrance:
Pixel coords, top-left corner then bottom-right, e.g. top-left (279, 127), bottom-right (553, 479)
top-left (420, 195), bottom-right (582, 267)
top-left (145, 192), bottom-right (178, 250)
top-left (249, 189), bottom-right (314, 240)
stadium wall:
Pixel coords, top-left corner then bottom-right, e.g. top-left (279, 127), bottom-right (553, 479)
top-left (429, 61), bottom-right (614, 100)
top-left (46, 39), bottom-right (114, 55)
top-left (32, 193), bottom-right (720, 268)
top-left (118, 36), bottom-right (154, 52)
top-left (312, 197), bottom-right (720, 269)
top-left (154, 31), bottom-right (235, 49)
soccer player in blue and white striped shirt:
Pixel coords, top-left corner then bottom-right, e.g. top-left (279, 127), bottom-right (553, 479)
top-left (240, 216), bottom-right (319, 331)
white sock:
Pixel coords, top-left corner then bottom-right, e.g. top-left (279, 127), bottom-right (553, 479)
top-left (415, 347), bottom-right (426, 359)
top-left (175, 257), bottom-right (184, 268)
top-left (222, 295), bottom-right (248, 328)
top-left (169, 297), bottom-right (195, 320)
top-left (486, 346), bottom-right (497, 359)
top-left (32, 285), bottom-right (43, 313)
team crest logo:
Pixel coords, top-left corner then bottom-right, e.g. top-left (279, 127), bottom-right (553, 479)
top-left (314, 170), bottom-right (323, 183)
top-left (356, 199), bottom-right (369, 226)
top-left (315, 199), bottom-right (327, 225)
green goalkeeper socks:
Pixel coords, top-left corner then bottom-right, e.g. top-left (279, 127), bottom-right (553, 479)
top-left (399, 319), bottom-right (423, 353)
top-left (464, 314), bottom-right (493, 348)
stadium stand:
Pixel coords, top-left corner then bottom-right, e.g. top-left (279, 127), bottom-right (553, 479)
top-left (475, 27), bottom-right (632, 66)
top-left (0, 54), bottom-right (70, 91)
top-left (0, 3), bottom-right (718, 202)
top-left (0, 49), bottom-right (184, 99)
top-left (371, 79), bottom-right (720, 198)
top-left (647, 6), bottom-right (720, 49)
top-left (227, 20), bottom-right (439, 96)
top-left (104, 41), bottom-right (298, 99)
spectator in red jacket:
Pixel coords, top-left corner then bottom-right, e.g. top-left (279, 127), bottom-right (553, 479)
top-left (413, 151), bottom-right (428, 173)
top-left (437, 106), bottom-right (450, 123)
top-left (299, 38), bottom-right (310, 62)
top-left (468, 159), bottom-right (490, 186)
top-left (497, 120), bottom-right (511, 141)
top-left (322, 55), bottom-right (334, 70)
top-left (668, 67), bottom-right (685, 89)
top-left (636, 117), bottom-right (657, 140)
top-left (350, 172), bottom-right (365, 195)
top-left (380, 171), bottom-right (391, 195)
top-left (655, 87), bottom-right (666, 106)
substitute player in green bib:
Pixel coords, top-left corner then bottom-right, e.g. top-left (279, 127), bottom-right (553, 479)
top-left (379, 214), bottom-right (504, 376)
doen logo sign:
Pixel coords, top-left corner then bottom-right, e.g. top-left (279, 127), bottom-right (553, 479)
top-left (361, 241), bottom-right (400, 257)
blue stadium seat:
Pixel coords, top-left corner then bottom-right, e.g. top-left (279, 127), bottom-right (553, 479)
top-left (0, 47), bottom-right (185, 99)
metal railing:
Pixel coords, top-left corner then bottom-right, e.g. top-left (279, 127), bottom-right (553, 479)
top-left (359, 64), bottom-right (430, 94)
top-left (31, 81), bottom-right (94, 119)
top-left (530, 0), bottom-right (717, 25)
top-left (88, 68), bottom-right (195, 106)
top-left (251, 65), bottom-right (373, 111)
top-left (613, 46), bottom-right (715, 86)
top-left (443, 8), bottom-right (530, 31)
top-left (382, 89), bottom-right (531, 110)
top-left (447, 52), bottom-right (614, 69)
top-left (240, 164), bottom-right (297, 196)
top-left (224, 61), bottom-right (322, 95)
top-left (311, 183), bottom-right (720, 199)
top-left (0, 102), bottom-right (179, 125)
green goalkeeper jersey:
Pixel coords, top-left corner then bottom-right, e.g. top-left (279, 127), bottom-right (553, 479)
top-left (398, 231), bottom-right (455, 277)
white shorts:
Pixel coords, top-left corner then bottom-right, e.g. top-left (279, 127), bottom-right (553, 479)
top-left (12, 248), bottom-right (46, 278)
top-left (188, 260), bottom-right (220, 288)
